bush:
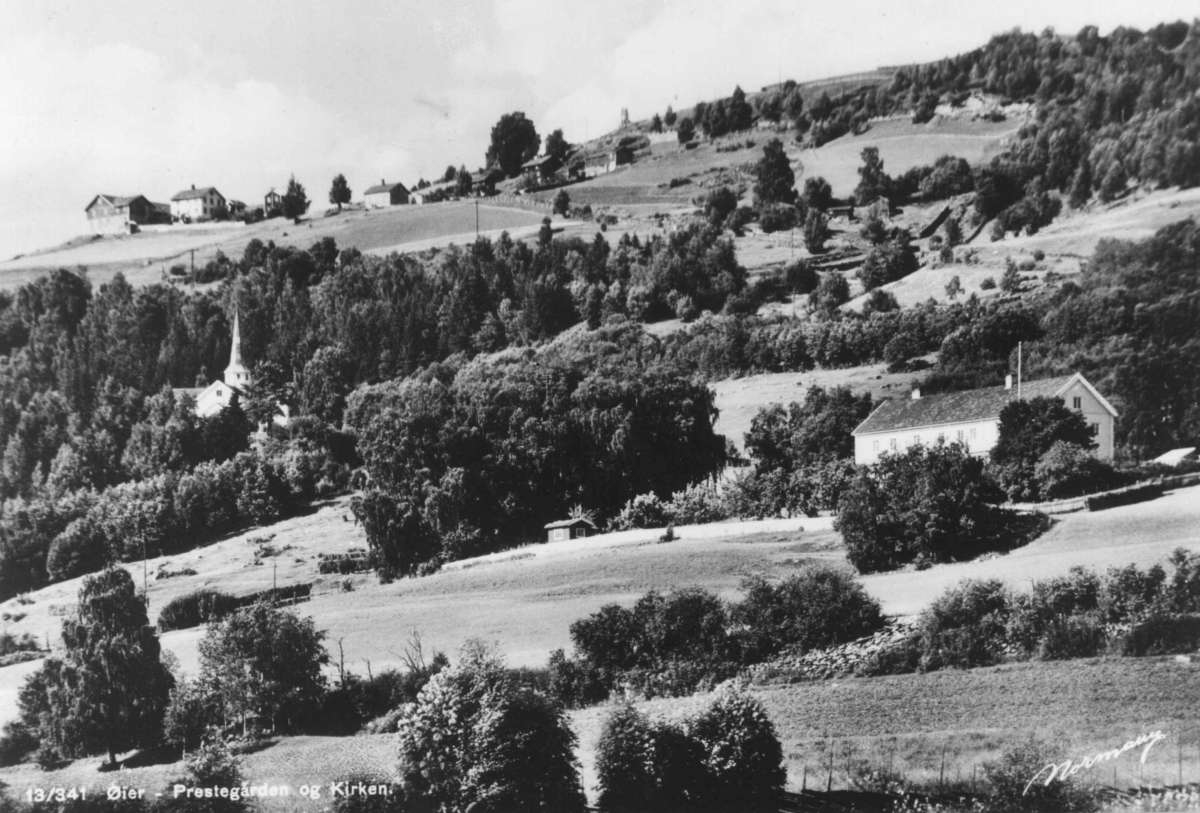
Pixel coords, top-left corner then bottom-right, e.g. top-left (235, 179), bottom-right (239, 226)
top-left (918, 580), bottom-right (1011, 670)
top-left (837, 443), bottom-right (1010, 573)
top-left (980, 276), bottom-right (997, 289)
top-left (1034, 441), bottom-right (1117, 499)
top-left (664, 481), bottom-right (728, 525)
top-left (158, 590), bottom-right (239, 632)
top-left (1100, 563), bottom-right (1167, 623)
top-left (689, 687), bottom-right (786, 813)
top-left (734, 567), bottom-right (884, 663)
top-left (0, 721), bottom-right (37, 767)
top-left (609, 492), bottom-right (670, 530)
top-left (984, 738), bottom-right (1098, 813)
top-left (758, 203), bottom-right (798, 233)
top-left (595, 703), bottom-right (663, 812)
top-left (1004, 568), bottom-right (1101, 655)
top-left (1085, 482), bottom-right (1163, 511)
top-left (547, 649), bottom-right (608, 709)
top-left (1118, 613), bottom-right (1200, 656)
top-left (1036, 613), bottom-right (1107, 660)
top-left (784, 259), bottom-right (818, 294)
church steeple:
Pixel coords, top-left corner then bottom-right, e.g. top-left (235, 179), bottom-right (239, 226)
top-left (223, 309), bottom-right (251, 390)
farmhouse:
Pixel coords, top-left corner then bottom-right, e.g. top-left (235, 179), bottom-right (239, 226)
top-left (544, 517), bottom-right (597, 543)
top-left (520, 155), bottom-right (559, 187)
top-left (171, 185), bottom-right (227, 222)
top-left (364, 180), bottom-right (410, 208)
top-left (84, 194), bottom-right (167, 235)
top-left (851, 372), bottom-right (1117, 465)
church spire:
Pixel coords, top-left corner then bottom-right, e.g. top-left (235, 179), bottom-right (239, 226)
top-left (223, 308), bottom-right (251, 389)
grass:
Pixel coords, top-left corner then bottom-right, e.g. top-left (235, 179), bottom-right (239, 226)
top-left (572, 656), bottom-right (1200, 796)
top-left (710, 363), bottom-right (929, 451)
top-left (0, 202), bottom-right (549, 291)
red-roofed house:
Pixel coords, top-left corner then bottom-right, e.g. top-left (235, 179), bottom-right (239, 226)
top-left (851, 372), bottom-right (1117, 465)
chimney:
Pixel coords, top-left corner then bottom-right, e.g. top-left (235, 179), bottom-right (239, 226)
top-left (191, 184), bottom-right (195, 190)
top-left (910, 387), bottom-right (921, 400)
top-left (1005, 374), bottom-right (1013, 390)
top-left (380, 178), bottom-right (384, 185)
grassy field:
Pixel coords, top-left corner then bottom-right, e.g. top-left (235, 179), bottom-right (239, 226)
top-left (3, 482), bottom-right (1200, 806)
top-left (0, 202), bottom-right (551, 291)
top-left (3, 657), bottom-right (1197, 810)
top-left (797, 115), bottom-right (1022, 197)
top-left (573, 657), bottom-right (1200, 797)
top-left (710, 363), bottom-right (928, 451)
top-left (4, 481), bottom-right (1199, 729)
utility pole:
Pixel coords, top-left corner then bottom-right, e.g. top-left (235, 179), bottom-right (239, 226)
top-left (475, 197), bottom-right (479, 239)
top-left (142, 537), bottom-right (149, 607)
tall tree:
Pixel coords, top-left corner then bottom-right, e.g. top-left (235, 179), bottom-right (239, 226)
top-left (281, 175), bottom-right (310, 223)
top-left (544, 128), bottom-right (570, 170)
top-left (676, 117), bottom-right (695, 144)
top-left (329, 174), bottom-right (351, 212)
top-left (198, 603), bottom-right (328, 734)
top-left (18, 568), bottom-right (173, 765)
top-left (855, 147), bottom-right (891, 204)
top-left (487, 111), bottom-right (541, 178)
top-left (753, 138), bottom-right (797, 206)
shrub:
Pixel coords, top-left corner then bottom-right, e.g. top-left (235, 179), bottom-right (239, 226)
top-left (158, 590), bottom-right (239, 632)
top-left (0, 721), bottom-right (37, 767)
top-left (689, 687), bottom-right (786, 813)
top-left (1034, 441), bottom-right (1116, 499)
top-left (1004, 568), bottom-right (1101, 655)
top-left (758, 203), bottom-right (798, 233)
top-left (984, 738), bottom-right (1098, 813)
top-left (1118, 613), bottom-right (1200, 656)
top-left (1036, 613), bottom-right (1107, 660)
top-left (609, 492), bottom-right (669, 530)
top-left (734, 567), bottom-right (884, 663)
top-left (918, 580), bottom-right (1011, 670)
top-left (665, 481), bottom-right (728, 525)
top-left (981, 276), bottom-right (997, 289)
top-left (547, 649), bottom-right (608, 709)
top-left (595, 704), bottom-right (661, 812)
top-left (396, 643), bottom-right (586, 812)
top-left (784, 259), bottom-right (818, 294)
top-left (837, 443), bottom-right (1010, 573)
top-left (1100, 563), bottom-right (1167, 623)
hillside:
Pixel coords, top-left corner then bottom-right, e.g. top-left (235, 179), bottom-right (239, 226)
top-left (4, 481), bottom-right (1199, 733)
top-left (0, 202), bottom-right (555, 291)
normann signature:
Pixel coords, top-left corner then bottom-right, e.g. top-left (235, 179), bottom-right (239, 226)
top-left (1024, 731), bottom-right (1168, 794)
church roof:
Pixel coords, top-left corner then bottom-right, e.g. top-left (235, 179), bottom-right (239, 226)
top-left (852, 373), bottom-right (1115, 436)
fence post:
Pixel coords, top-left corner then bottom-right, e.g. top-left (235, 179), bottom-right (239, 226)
top-left (801, 764), bottom-right (807, 793)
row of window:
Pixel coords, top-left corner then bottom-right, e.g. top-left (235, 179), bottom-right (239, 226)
top-left (872, 426), bottom-right (979, 454)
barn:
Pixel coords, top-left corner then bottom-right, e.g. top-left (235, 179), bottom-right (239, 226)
top-left (364, 180), bottom-right (410, 208)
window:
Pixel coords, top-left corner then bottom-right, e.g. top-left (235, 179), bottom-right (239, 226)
top-left (969, 428), bottom-right (977, 440)
top-left (1072, 396), bottom-right (1082, 410)
top-left (1090, 422), bottom-right (1099, 437)
top-left (889, 438), bottom-right (897, 450)
top-left (873, 440), bottom-right (880, 453)
top-left (937, 432), bottom-right (946, 443)
top-left (956, 429), bottom-right (964, 442)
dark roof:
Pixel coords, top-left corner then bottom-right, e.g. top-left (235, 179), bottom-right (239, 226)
top-left (85, 194), bottom-right (145, 211)
top-left (172, 186), bottom-right (222, 201)
top-left (365, 181), bottom-right (408, 195)
top-left (853, 375), bottom-right (1082, 435)
top-left (544, 517), bottom-right (598, 531)
top-left (521, 155), bottom-right (557, 170)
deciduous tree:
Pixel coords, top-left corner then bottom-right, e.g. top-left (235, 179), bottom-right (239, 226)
top-left (329, 174), bottom-right (351, 212)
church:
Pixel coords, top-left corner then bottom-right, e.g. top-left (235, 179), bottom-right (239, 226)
top-left (178, 311), bottom-right (289, 425)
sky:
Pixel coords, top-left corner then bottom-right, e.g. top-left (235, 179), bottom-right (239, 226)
top-left (1, 0), bottom-right (1197, 259)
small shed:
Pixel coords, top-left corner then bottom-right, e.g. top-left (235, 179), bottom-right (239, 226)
top-left (544, 517), bottom-right (597, 543)
top-left (364, 179), bottom-right (410, 208)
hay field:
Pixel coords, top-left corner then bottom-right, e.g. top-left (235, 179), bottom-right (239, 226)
top-left (0, 203), bottom-right (549, 291)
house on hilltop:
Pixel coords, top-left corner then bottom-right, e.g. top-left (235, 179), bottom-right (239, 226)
top-left (851, 372), bottom-right (1117, 465)
top-left (364, 179), bottom-right (409, 208)
top-left (171, 185), bottom-right (226, 222)
top-left (84, 194), bottom-right (168, 235)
